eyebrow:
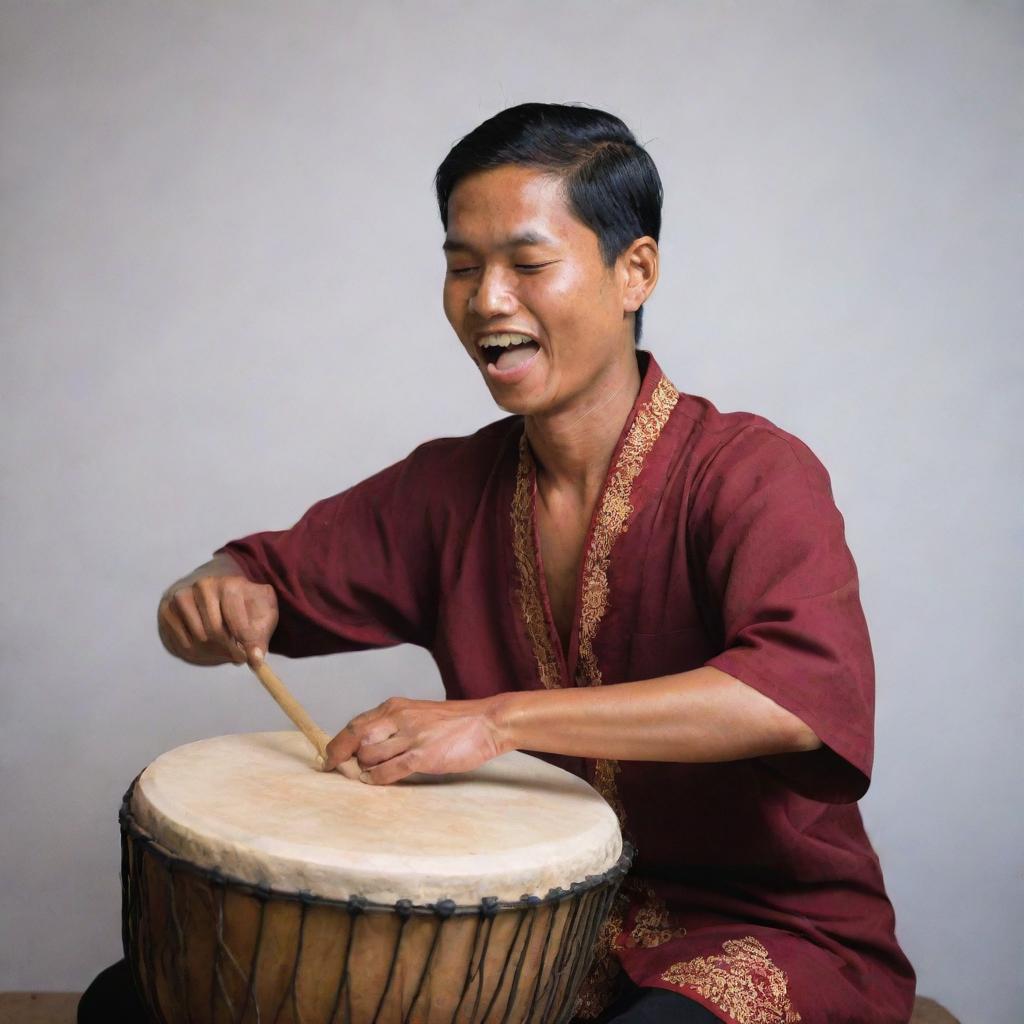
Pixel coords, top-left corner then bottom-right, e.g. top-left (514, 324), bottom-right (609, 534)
top-left (441, 230), bottom-right (556, 253)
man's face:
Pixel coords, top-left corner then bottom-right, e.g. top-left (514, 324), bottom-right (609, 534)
top-left (442, 164), bottom-right (636, 416)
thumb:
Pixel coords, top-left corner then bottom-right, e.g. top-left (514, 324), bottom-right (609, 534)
top-left (244, 588), bottom-right (278, 667)
top-left (222, 586), bottom-right (271, 669)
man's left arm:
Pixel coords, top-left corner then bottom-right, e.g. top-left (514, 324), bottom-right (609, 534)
top-left (324, 666), bottom-right (820, 784)
top-left (326, 426), bottom-right (871, 790)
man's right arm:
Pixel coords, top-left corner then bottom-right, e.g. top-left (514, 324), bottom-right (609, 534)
top-left (158, 552), bottom-right (279, 669)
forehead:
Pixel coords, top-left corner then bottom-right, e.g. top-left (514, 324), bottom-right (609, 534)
top-left (444, 165), bottom-right (594, 252)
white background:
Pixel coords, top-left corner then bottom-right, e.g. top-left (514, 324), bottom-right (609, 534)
top-left (2, 2), bottom-right (1021, 1020)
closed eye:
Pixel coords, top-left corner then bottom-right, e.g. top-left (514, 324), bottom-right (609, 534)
top-left (446, 262), bottom-right (556, 276)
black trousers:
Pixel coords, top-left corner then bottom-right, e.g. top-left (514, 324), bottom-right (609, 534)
top-left (79, 958), bottom-right (718, 1023)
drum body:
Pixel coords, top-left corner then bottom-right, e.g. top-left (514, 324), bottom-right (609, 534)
top-left (120, 732), bottom-right (632, 1024)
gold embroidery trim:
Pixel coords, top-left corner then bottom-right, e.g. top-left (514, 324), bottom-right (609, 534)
top-left (512, 371), bottom-right (683, 1023)
top-left (661, 936), bottom-right (802, 1024)
top-left (593, 757), bottom-right (627, 833)
top-left (510, 432), bottom-right (562, 690)
top-left (575, 373), bottom-right (679, 689)
top-left (573, 876), bottom-right (689, 1020)
top-left (510, 372), bottom-right (679, 701)
top-left (577, 373), bottom-right (679, 836)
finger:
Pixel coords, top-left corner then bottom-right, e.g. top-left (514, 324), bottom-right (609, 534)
top-left (324, 724), bottom-right (361, 771)
top-left (357, 733), bottom-right (410, 769)
top-left (168, 589), bottom-right (208, 644)
top-left (222, 587), bottom-right (263, 666)
top-left (192, 581), bottom-right (229, 643)
top-left (360, 750), bottom-right (419, 787)
top-left (332, 756), bottom-right (363, 780)
top-left (244, 586), bottom-right (278, 662)
top-left (323, 705), bottom-right (391, 771)
top-left (159, 601), bottom-right (193, 653)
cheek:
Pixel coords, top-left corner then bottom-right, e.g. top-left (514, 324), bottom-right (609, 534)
top-left (520, 269), bottom-right (583, 319)
top-left (441, 282), bottom-right (460, 324)
top-left (528, 275), bottom-right (607, 344)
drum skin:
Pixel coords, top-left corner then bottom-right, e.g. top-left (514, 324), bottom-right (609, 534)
top-left (119, 750), bottom-right (633, 1024)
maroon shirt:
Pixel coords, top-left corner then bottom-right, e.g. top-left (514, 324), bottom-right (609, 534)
top-left (218, 350), bottom-right (916, 1024)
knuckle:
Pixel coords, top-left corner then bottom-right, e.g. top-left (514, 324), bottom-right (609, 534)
top-left (370, 725), bottom-right (394, 745)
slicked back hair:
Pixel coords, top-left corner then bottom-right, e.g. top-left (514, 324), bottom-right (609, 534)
top-left (434, 103), bottom-right (663, 346)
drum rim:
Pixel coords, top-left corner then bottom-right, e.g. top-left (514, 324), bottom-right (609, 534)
top-left (120, 776), bottom-right (636, 915)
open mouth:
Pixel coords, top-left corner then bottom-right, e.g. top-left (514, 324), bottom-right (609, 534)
top-left (478, 333), bottom-right (541, 372)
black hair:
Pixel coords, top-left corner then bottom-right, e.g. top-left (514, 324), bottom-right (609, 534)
top-left (434, 102), bottom-right (663, 345)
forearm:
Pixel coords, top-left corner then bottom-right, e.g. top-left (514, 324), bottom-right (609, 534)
top-left (489, 665), bottom-right (821, 763)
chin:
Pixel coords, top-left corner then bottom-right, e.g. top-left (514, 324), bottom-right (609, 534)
top-left (476, 356), bottom-right (555, 417)
top-left (486, 388), bottom-right (528, 415)
top-left (488, 387), bottom-right (551, 420)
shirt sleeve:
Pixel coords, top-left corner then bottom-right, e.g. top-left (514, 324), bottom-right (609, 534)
top-left (693, 424), bottom-right (875, 803)
top-left (213, 443), bottom-right (442, 657)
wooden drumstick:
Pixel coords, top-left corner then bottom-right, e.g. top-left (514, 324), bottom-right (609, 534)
top-left (249, 661), bottom-right (362, 779)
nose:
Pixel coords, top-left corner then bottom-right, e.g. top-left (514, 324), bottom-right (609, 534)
top-left (467, 266), bottom-right (517, 318)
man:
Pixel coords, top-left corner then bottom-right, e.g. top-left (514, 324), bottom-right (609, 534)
top-left (82, 103), bottom-right (915, 1023)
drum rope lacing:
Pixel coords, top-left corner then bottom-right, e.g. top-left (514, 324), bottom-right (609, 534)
top-left (119, 777), bottom-right (635, 1024)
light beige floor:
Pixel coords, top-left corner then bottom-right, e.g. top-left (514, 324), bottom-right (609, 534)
top-left (911, 998), bottom-right (963, 1024)
top-left (0, 993), bottom-right (78, 1024)
top-left (0, 992), bottom-right (961, 1023)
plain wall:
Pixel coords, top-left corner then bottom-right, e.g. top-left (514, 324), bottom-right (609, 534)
top-left (2, 2), bottom-right (1021, 1020)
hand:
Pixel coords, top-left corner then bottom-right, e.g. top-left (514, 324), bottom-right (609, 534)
top-left (324, 695), bottom-right (507, 786)
top-left (158, 575), bottom-right (278, 668)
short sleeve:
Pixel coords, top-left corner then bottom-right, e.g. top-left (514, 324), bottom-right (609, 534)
top-left (215, 443), bottom-right (441, 657)
top-left (693, 425), bottom-right (874, 803)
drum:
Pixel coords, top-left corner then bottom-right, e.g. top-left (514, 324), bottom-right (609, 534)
top-left (119, 731), bottom-right (633, 1024)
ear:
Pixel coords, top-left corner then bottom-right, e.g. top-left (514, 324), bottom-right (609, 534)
top-left (619, 237), bottom-right (659, 313)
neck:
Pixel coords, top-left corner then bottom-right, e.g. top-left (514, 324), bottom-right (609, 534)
top-left (524, 351), bottom-right (643, 502)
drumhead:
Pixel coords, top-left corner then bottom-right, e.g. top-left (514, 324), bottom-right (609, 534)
top-left (131, 731), bottom-right (622, 904)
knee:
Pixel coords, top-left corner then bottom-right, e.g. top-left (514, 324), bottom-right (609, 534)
top-left (77, 959), bottom-right (143, 1024)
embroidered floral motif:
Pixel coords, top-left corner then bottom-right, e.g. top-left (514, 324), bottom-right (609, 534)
top-left (660, 936), bottom-right (802, 1024)
top-left (624, 879), bottom-right (688, 949)
top-left (574, 877), bottom-right (688, 1018)
top-left (510, 433), bottom-right (562, 690)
